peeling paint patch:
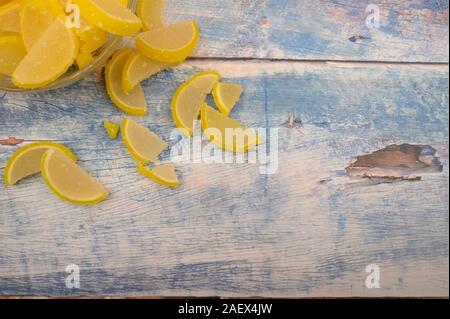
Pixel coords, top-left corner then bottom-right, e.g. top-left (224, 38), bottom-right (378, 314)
top-left (361, 174), bottom-right (422, 184)
top-left (346, 144), bottom-right (444, 181)
top-left (0, 137), bottom-right (24, 146)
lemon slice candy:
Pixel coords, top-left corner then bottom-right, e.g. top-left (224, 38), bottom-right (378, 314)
top-left (0, 0), bottom-right (20, 33)
top-left (137, 162), bottom-right (179, 188)
top-left (19, 0), bottom-right (63, 51)
top-left (121, 118), bottom-right (168, 164)
top-left (103, 120), bottom-right (120, 139)
top-left (122, 50), bottom-right (172, 93)
top-left (76, 51), bottom-right (94, 69)
top-left (0, 30), bottom-right (16, 36)
top-left (12, 16), bottom-right (79, 89)
top-left (172, 71), bottom-right (221, 136)
top-left (77, 21), bottom-right (108, 53)
top-left (73, 0), bottom-right (142, 36)
top-left (136, 20), bottom-right (200, 63)
top-left (4, 142), bottom-right (76, 186)
top-left (212, 82), bottom-right (244, 115)
top-left (60, 0), bottom-right (129, 7)
top-left (137, 0), bottom-right (165, 30)
top-left (201, 104), bottom-right (259, 153)
top-left (105, 48), bottom-right (147, 115)
top-left (41, 149), bottom-right (108, 205)
top-left (60, 0), bottom-right (129, 9)
top-left (0, 34), bottom-right (26, 76)
top-left (65, 3), bottom-right (108, 53)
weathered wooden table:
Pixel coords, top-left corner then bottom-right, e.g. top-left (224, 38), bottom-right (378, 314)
top-left (1, 0), bottom-right (448, 298)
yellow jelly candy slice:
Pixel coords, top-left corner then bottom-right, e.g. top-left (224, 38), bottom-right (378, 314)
top-left (73, 0), bottom-right (142, 36)
top-left (78, 25), bottom-right (108, 53)
top-left (212, 82), bottom-right (244, 115)
top-left (41, 149), bottom-right (108, 205)
top-left (201, 103), bottom-right (259, 153)
top-left (4, 142), bottom-right (77, 186)
top-left (0, 1), bottom-right (15, 6)
top-left (76, 51), bottom-right (94, 69)
top-left (0, 30), bottom-right (16, 36)
top-left (60, 0), bottom-right (127, 9)
top-left (137, 162), bottom-right (180, 188)
top-left (103, 120), bottom-right (120, 139)
top-left (72, 1), bottom-right (126, 51)
top-left (20, 0), bottom-right (64, 51)
top-left (122, 50), bottom-right (172, 93)
top-left (0, 0), bottom-right (20, 33)
top-left (121, 118), bottom-right (168, 164)
top-left (137, 0), bottom-right (165, 30)
top-left (136, 20), bottom-right (199, 63)
top-left (0, 34), bottom-right (26, 76)
top-left (172, 71), bottom-right (221, 136)
top-left (12, 16), bottom-right (79, 89)
top-left (75, 16), bottom-right (109, 53)
top-left (105, 48), bottom-right (147, 115)
top-left (58, 0), bottom-right (69, 7)
top-left (60, 0), bottom-right (104, 50)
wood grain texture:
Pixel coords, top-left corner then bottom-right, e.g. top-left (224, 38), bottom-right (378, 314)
top-left (166, 0), bottom-right (449, 62)
top-left (0, 61), bottom-right (448, 297)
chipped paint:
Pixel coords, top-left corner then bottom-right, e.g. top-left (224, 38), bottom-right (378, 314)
top-left (346, 144), bottom-right (444, 181)
top-left (0, 137), bottom-right (24, 146)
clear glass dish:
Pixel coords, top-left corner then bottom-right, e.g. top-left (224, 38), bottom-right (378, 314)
top-left (0, 0), bottom-right (137, 93)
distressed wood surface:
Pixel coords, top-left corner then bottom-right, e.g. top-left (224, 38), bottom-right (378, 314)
top-left (165, 0), bottom-right (449, 62)
top-left (0, 61), bottom-right (448, 297)
top-left (1, 0), bottom-right (449, 298)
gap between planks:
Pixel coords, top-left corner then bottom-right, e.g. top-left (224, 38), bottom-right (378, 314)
top-left (188, 56), bottom-right (450, 67)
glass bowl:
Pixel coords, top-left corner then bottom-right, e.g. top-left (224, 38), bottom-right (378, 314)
top-left (0, 0), bottom-right (137, 92)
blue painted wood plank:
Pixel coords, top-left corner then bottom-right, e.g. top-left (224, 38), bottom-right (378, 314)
top-left (0, 61), bottom-right (448, 297)
top-left (166, 0), bottom-right (449, 62)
